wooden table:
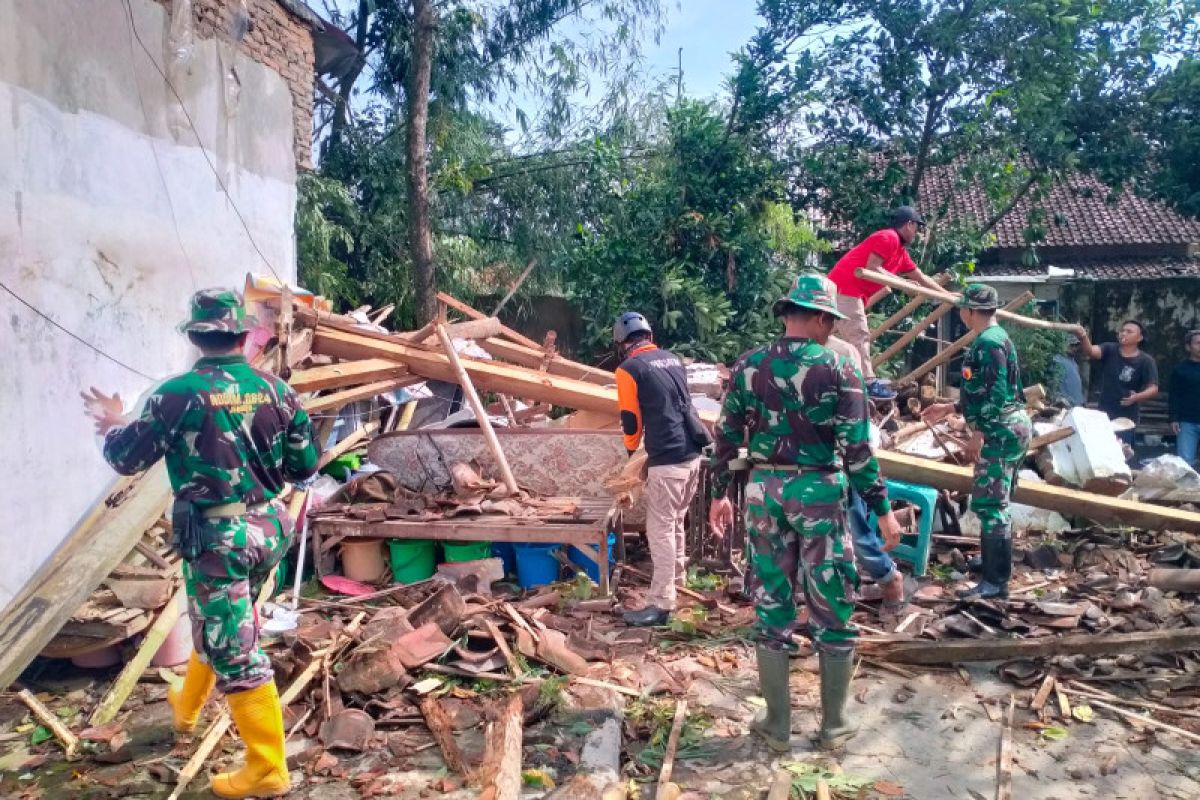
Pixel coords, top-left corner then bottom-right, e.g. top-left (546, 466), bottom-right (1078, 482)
top-left (310, 498), bottom-right (623, 596)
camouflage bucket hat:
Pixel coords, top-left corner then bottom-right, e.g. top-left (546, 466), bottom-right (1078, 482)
top-left (957, 283), bottom-right (1000, 310)
top-left (772, 273), bottom-right (846, 319)
top-left (179, 288), bottom-right (254, 334)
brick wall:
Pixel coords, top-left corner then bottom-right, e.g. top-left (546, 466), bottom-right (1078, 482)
top-left (154, 0), bottom-right (315, 168)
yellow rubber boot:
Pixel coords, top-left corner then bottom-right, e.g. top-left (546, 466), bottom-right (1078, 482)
top-left (167, 652), bottom-right (216, 733)
top-left (211, 681), bottom-right (290, 799)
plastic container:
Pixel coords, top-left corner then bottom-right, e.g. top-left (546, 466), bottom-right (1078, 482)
top-left (152, 614), bottom-right (194, 667)
top-left (388, 539), bottom-right (437, 584)
top-left (568, 533), bottom-right (617, 583)
top-left (492, 542), bottom-right (517, 577)
top-left (443, 540), bottom-right (493, 563)
top-left (340, 539), bottom-right (387, 583)
top-left (71, 646), bottom-right (121, 669)
top-left (513, 543), bottom-right (562, 589)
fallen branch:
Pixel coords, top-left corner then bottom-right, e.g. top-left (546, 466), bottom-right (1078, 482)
top-left (656, 699), bottom-right (688, 800)
top-left (17, 689), bottom-right (78, 759)
top-left (1086, 698), bottom-right (1200, 746)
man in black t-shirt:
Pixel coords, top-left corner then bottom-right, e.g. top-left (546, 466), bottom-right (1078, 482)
top-left (1073, 320), bottom-right (1159, 446)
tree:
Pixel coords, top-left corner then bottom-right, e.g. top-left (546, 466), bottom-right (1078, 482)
top-left (406, 0), bottom-right (437, 323)
top-left (731, 0), bottom-right (1200, 269)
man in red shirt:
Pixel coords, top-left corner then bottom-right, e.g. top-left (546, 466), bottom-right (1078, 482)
top-left (827, 206), bottom-right (953, 398)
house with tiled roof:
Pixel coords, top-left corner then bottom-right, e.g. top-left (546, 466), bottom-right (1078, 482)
top-left (912, 164), bottom-right (1200, 425)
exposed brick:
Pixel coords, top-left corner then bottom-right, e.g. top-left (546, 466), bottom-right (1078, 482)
top-left (152, 0), bottom-right (315, 167)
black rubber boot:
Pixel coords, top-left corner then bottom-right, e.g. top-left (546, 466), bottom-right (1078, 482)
top-left (816, 649), bottom-right (858, 749)
top-left (750, 645), bottom-right (791, 753)
top-left (958, 535), bottom-right (1011, 600)
top-left (622, 606), bottom-right (669, 627)
top-left (966, 554), bottom-right (983, 573)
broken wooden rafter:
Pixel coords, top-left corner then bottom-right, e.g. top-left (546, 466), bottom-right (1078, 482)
top-left (869, 272), bottom-right (952, 341)
top-left (436, 292), bottom-right (543, 352)
top-left (290, 358), bottom-right (411, 393)
top-left (895, 292), bottom-right (1034, 386)
top-left (313, 326), bottom-right (618, 415)
top-left (317, 421), bottom-right (381, 470)
top-left (0, 467), bottom-right (171, 689)
top-left (871, 302), bottom-right (954, 368)
top-left (876, 450), bottom-right (1200, 533)
top-left (476, 692), bottom-right (524, 800)
top-left (478, 337), bottom-right (614, 387)
top-left (859, 627), bottom-right (1200, 665)
top-left (303, 377), bottom-right (420, 414)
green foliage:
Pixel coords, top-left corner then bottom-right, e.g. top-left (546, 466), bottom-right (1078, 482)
top-left (296, 172), bottom-right (359, 308)
top-left (1003, 303), bottom-right (1069, 390)
top-left (628, 699), bottom-right (717, 770)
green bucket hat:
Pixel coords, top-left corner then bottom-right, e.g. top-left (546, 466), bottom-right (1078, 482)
top-left (179, 288), bottom-right (254, 334)
top-left (957, 283), bottom-right (1000, 310)
top-left (772, 273), bottom-right (846, 319)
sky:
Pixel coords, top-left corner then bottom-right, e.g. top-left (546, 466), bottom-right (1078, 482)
top-left (640, 0), bottom-right (763, 101)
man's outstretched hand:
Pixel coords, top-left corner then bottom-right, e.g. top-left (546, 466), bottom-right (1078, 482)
top-left (709, 496), bottom-right (734, 542)
top-left (81, 387), bottom-right (127, 436)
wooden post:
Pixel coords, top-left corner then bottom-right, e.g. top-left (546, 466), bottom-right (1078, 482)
top-left (89, 582), bottom-right (187, 726)
top-left (869, 272), bottom-right (952, 340)
top-left (895, 292), bottom-right (1033, 385)
top-left (871, 303), bottom-right (953, 368)
top-left (435, 324), bottom-right (521, 497)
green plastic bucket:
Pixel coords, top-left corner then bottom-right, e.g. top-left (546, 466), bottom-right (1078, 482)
top-left (388, 539), bottom-right (437, 584)
top-left (442, 540), bottom-right (493, 563)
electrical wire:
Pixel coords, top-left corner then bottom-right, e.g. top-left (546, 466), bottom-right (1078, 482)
top-left (0, 279), bottom-right (155, 380)
top-left (120, 0), bottom-right (283, 283)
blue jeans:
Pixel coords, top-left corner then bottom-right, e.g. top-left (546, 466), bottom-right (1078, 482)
top-left (1179, 422), bottom-right (1200, 467)
top-left (848, 491), bottom-right (897, 583)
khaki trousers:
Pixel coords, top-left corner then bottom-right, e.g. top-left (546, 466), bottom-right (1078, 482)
top-left (644, 457), bottom-right (701, 610)
top-left (833, 294), bottom-right (875, 379)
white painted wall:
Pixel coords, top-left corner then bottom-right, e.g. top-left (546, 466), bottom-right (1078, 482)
top-left (0, 0), bottom-right (299, 611)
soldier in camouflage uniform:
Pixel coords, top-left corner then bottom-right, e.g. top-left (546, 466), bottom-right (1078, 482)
top-left (709, 273), bottom-right (902, 752)
top-left (84, 289), bottom-right (317, 799)
top-left (924, 284), bottom-right (1032, 600)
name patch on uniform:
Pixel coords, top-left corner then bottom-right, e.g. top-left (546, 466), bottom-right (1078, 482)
top-left (208, 390), bottom-right (269, 415)
top-left (962, 367), bottom-right (973, 380)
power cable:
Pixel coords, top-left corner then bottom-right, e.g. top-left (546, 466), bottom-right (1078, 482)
top-left (121, 0), bottom-right (283, 282)
top-left (0, 279), bottom-right (155, 381)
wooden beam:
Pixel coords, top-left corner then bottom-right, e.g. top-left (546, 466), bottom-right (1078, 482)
top-left (864, 286), bottom-right (891, 311)
top-left (478, 337), bottom-right (614, 387)
top-left (436, 324), bottom-right (520, 496)
top-left (871, 302), bottom-right (954, 368)
top-left (876, 450), bottom-right (1200, 532)
top-left (895, 292), bottom-right (1034, 386)
top-left (437, 292), bottom-right (543, 351)
top-left (996, 696), bottom-right (1015, 800)
top-left (419, 316), bottom-right (503, 344)
top-left (492, 260), bottom-right (537, 317)
top-left (869, 272), bottom-right (952, 341)
top-left (1028, 427), bottom-right (1075, 452)
top-left (313, 326), bottom-right (620, 415)
top-left (859, 627), bottom-right (1200, 665)
top-left (303, 378), bottom-right (418, 414)
top-left (89, 582), bottom-right (185, 726)
top-left (856, 270), bottom-right (1076, 332)
top-left (290, 359), bottom-right (411, 392)
top-left (0, 466), bottom-right (171, 689)
top-left (18, 689), bottom-right (79, 759)
top-left (476, 693), bottom-right (524, 800)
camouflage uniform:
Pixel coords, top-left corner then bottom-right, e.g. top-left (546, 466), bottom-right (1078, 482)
top-left (711, 305), bottom-right (890, 656)
top-left (959, 309), bottom-right (1031, 534)
top-left (103, 290), bottom-right (317, 692)
top-left (955, 284), bottom-right (1032, 597)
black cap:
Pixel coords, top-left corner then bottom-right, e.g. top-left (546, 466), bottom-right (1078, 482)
top-left (890, 206), bottom-right (925, 228)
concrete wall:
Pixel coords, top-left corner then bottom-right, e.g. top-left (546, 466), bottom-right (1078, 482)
top-left (0, 0), bottom-right (303, 611)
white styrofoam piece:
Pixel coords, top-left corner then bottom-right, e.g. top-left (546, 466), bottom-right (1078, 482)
top-left (1044, 407), bottom-right (1131, 487)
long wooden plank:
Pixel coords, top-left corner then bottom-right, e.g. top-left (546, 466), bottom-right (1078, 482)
top-left (876, 450), bottom-right (1200, 532)
top-left (478, 338), bottom-right (615, 387)
top-left (313, 326), bottom-right (619, 414)
top-left (860, 628), bottom-right (1200, 665)
top-left (436, 292), bottom-right (543, 351)
top-left (869, 272), bottom-right (952, 341)
top-left (895, 292), bottom-right (1033, 385)
top-left (303, 378), bottom-right (419, 414)
top-left (856, 270), bottom-right (1075, 332)
top-left (290, 359), bottom-right (411, 392)
top-left (0, 465), bottom-right (171, 689)
top-left (871, 302), bottom-right (953, 367)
